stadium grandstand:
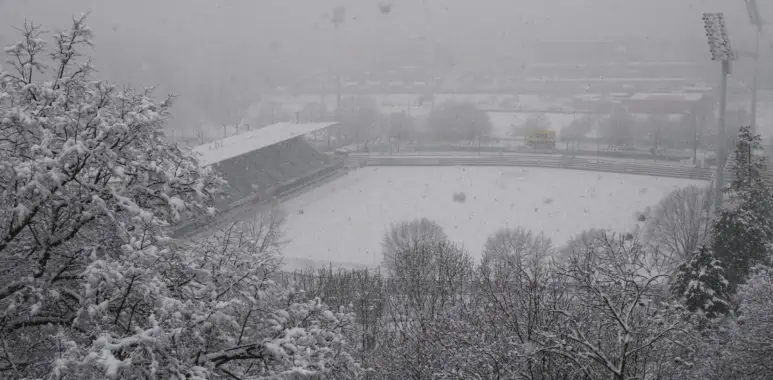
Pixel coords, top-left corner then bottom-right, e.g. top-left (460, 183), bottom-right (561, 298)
top-left (188, 121), bottom-right (342, 221)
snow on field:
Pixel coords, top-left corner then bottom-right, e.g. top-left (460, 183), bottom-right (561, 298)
top-left (278, 167), bottom-right (703, 270)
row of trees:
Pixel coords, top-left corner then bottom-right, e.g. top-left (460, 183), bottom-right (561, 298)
top-left (232, 99), bottom-right (727, 154)
top-left (289, 219), bottom-right (689, 379)
top-left (297, 98), bottom-right (494, 148)
top-left (512, 105), bottom-right (753, 155)
top-left (264, 96), bottom-right (738, 153)
top-left (556, 106), bottom-right (749, 152)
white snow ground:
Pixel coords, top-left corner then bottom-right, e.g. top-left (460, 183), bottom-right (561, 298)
top-left (278, 167), bottom-right (703, 270)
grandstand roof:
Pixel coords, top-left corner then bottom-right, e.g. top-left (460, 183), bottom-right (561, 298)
top-left (192, 122), bottom-right (338, 166)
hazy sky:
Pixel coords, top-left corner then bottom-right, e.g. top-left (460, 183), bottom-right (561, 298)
top-left (0, 0), bottom-right (768, 128)
top-left (1, 0), bottom-right (762, 60)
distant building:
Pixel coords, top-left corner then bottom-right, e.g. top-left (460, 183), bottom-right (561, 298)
top-left (624, 92), bottom-right (711, 115)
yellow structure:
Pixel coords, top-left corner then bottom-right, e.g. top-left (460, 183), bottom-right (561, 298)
top-left (525, 129), bottom-right (556, 149)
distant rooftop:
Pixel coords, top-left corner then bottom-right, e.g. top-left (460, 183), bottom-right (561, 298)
top-left (530, 61), bottom-right (699, 68)
top-left (538, 39), bottom-right (618, 44)
top-left (629, 93), bottom-right (704, 102)
top-left (192, 122), bottom-right (338, 167)
top-left (525, 77), bottom-right (688, 83)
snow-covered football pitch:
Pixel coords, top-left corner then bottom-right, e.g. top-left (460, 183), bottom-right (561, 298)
top-left (272, 166), bottom-right (704, 270)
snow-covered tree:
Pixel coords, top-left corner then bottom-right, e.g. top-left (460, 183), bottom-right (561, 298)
top-left (339, 95), bottom-right (379, 144)
top-left (376, 241), bottom-right (474, 379)
top-left (385, 111), bottom-right (416, 150)
top-left (0, 17), bottom-right (359, 379)
top-left (472, 228), bottom-right (579, 379)
top-left (0, 16), bottom-right (212, 376)
top-left (166, 216), bottom-right (360, 379)
top-left (719, 266), bottom-right (773, 378)
top-left (710, 126), bottom-right (773, 292)
top-left (544, 233), bottom-right (687, 380)
top-left (601, 106), bottom-right (636, 147)
top-left (381, 217), bottom-right (447, 272)
top-left (518, 113), bottom-right (551, 136)
top-left (641, 114), bottom-right (669, 150)
top-left (561, 115), bottom-right (594, 150)
top-left (557, 228), bottom-right (608, 266)
top-left (687, 266), bottom-right (773, 380)
top-left (282, 266), bottom-right (386, 368)
top-left (481, 227), bottom-right (552, 267)
top-left (645, 185), bottom-right (714, 269)
top-left (427, 102), bottom-right (492, 142)
top-left (671, 245), bottom-right (730, 319)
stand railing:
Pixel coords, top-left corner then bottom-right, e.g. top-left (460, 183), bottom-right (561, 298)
top-left (355, 155), bottom-right (712, 181)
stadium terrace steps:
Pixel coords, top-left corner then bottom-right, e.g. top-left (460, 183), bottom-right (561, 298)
top-left (211, 138), bottom-right (331, 209)
top-left (355, 154), bottom-right (713, 181)
top-left (173, 137), bottom-right (340, 239)
top-left (174, 162), bottom-right (346, 241)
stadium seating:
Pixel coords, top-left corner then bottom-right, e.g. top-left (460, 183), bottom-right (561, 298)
top-left (211, 137), bottom-right (332, 210)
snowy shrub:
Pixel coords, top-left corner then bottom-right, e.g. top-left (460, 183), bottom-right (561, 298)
top-left (709, 126), bottom-right (773, 293)
top-left (545, 232), bottom-right (688, 380)
top-left (376, 241), bottom-right (474, 378)
top-left (644, 185), bottom-right (713, 268)
top-left (427, 102), bottom-right (493, 142)
top-left (480, 226), bottom-right (552, 268)
top-left (687, 266), bottom-right (773, 380)
top-left (0, 17), bottom-right (359, 379)
top-left (671, 245), bottom-right (730, 319)
top-left (473, 228), bottom-right (576, 378)
top-left (721, 266), bottom-right (773, 377)
top-left (557, 228), bottom-right (608, 261)
top-left (381, 217), bottom-right (447, 272)
top-left (282, 267), bottom-right (386, 370)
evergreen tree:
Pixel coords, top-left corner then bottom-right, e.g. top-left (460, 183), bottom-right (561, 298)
top-left (711, 126), bottom-right (773, 292)
top-left (671, 245), bottom-right (730, 318)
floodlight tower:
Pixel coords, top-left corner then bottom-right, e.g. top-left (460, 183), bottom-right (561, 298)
top-left (332, 6), bottom-right (346, 147)
top-left (703, 12), bottom-right (736, 210)
top-left (332, 6), bottom-right (346, 121)
top-left (744, 0), bottom-right (764, 134)
top-left (421, 0), bottom-right (435, 111)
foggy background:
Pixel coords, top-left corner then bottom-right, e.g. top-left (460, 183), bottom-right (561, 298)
top-left (1, 0), bottom-right (769, 132)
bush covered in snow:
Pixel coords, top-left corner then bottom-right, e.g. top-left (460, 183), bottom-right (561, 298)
top-left (644, 185), bottom-right (713, 269)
